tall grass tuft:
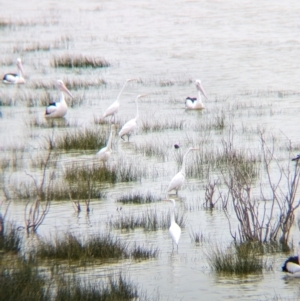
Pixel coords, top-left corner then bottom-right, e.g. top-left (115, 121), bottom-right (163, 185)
top-left (0, 223), bottom-right (22, 253)
top-left (206, 242), bottom-right (264, 274)
top-left (37, 233), bottom-right (128, 261)
top-left (51, 54), bottom-right (111, 68)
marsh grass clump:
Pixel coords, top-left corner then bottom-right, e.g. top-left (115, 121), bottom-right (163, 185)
top-left (0, 261), bottom-right (50, 301)
top-left (51, 54), bottom-right (111, 68)
top-left (206, 242), bottom-right (264, 274)
top-left (117, 191), bottom-right (160, 205)
top-left (56, 274), bottom-right (138, 301)
top-left (55, 127), bottom-right (107, 150)
top-left (131, 244), bottom-right (159, 260)
top-left (0, 223), bottom-right (22, 253)
top-left (37, 233), bottom-right (128, 261)
top-left (189, 228), bottom-right (206, 244)
top-left (50, 183), bottom-right (105, 201)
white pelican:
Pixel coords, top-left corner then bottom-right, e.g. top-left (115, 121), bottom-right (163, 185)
top-left (3, 58), bottom-right (25, 84)
top-left (96, 124), bottom-right (117, 165)
top-left (45, 80), bottom-right (73, 118)
top-left (103, 78), bottom-right (137, 123)
top-left (167, 147), bottom-right (199, 195)
top-left (119, 94), bottom-right (147, 141)
top-left (165, 199), bottom-right (181, 251)
top-left (282, 243), bottom-right (300, 276)
top-left (185, 79), bottom-right (208, 110)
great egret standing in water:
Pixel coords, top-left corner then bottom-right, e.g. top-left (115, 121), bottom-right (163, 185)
top-left (3, 58), bottom-right (25, 84)
top-left (282, 242), bottom-right (300, 276)
top-left (185, 79), bottom-right (208, 110)
top-left (119, 94), bottom-right (147, 141)
top-left (45, 80), bottom-right (73, 118)
top-left (167, 147), bottom-right (199, 195)
top-left (96, 124), bottom-right (117, 165)
top-left (165, 199), bottom-right (181, 251)
top-left (103, 78), bottom-right (137, 123)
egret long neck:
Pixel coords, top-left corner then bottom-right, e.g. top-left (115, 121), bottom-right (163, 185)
top-left (107, 129), bottom-right (113, 150)
top-left (116, 81), bottom-right (128, 101)
top-left (135, 98), bottom-right (139, 121)
top-left (180, 149), bottom-right (191, 175)
top-left (170, 204), bottom-right (175, 224)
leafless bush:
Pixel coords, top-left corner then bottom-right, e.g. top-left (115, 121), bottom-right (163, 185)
top-left (24, 145), bottom-right (57, 234)
top-left (222, 132), bottom-right (300, 244)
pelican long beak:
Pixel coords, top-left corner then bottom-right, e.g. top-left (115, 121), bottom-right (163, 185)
top-left (197, 82), bottom-right (208, 100)
top-left (137, 94), bottom-right (147, 100)
top-left (17, 61), bottom-right (25, 77)
top-left (61, 84), bottom-right (73, 98)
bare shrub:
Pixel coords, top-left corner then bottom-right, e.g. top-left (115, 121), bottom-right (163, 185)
top-left (222, 133), bottom-right (300, 244)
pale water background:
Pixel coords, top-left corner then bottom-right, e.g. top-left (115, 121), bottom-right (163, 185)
top-left (1, 1), bottom-right (300, 300)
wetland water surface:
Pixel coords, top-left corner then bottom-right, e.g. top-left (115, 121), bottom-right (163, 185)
top-left (1, 1), bottom-right (300, 300)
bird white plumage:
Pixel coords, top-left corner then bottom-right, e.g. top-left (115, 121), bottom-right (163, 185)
top-left (103, 78), bottom-right (137, 122)
top-left (119, 94), bottom-right (147, 141)
top-left (167, 147), bottom-right (199, 195)
top-left (185, 79), bottom-right (208, 110)
top-left (96, 124), bottom-right (117, 165)
top-left (45, 80), bottom-right (73, 118)
top-left (3, 58), bottom-right (25, 84)
top-left (165, 199), bottom-right (181, 251)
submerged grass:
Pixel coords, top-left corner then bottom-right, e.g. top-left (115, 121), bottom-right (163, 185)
top-left (65, 163), bottom-right (117, 184)
top-left (56, 274), bottom-right (138, 301)
top-left (116, 191), bottom-right (160, 204)
top-left (141, 118), bottom-right (185, 133)
top-left (55, 127), bottom-right (107, 150)
top-left (0, 223), bottom-right (22, 253)
top-left (111, 209), bottom-right (186, 231)
top-left (131, 244), bottom-right (159, 260)
top-left (51, 54), bottom-right (111, 68)
top-left (0, 260), bottom-right (50, 301)
top-left (206, 242), bottom-right (264, 274)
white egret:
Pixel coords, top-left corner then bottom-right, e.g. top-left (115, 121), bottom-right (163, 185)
top-left (96, 124), bottom-right (117, 165)
top-left (119, 94), bottom-right (147, 141)
top-left (45, 80), bottom-right (73, 118)
top-left (185, 79), bottom-right (208, 110)
top-left (165, 199), bottom-right (181, 251)
top-left (282, 242), bottom-right (300, 276)
top-left (103, 78), bottom-right (137, 122)
top-left (167, 147), bottom-right (199, 195)
top-left (3, 58), bottom-right (25, 84)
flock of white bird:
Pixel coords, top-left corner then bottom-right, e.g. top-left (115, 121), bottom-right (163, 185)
top-left (5, 58), bottom-right (300, 264)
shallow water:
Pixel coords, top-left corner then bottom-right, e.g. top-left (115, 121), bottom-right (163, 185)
top-left (1, 0), bottom-right (300, 300)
